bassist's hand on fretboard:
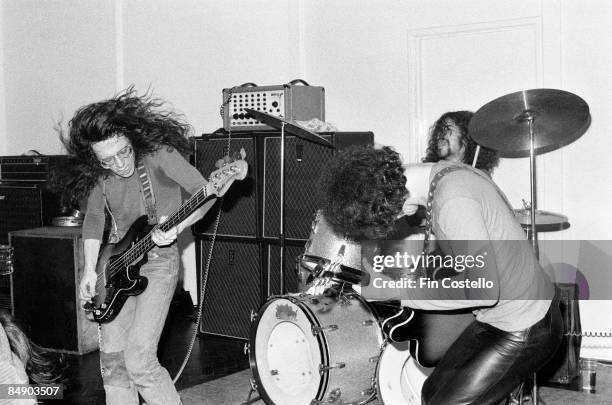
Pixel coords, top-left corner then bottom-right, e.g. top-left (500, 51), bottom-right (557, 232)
top-left (151, 216), bottom-right (179, 246)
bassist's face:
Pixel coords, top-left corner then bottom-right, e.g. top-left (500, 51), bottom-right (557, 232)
top-left (92, 134), bottom-right (135, 178)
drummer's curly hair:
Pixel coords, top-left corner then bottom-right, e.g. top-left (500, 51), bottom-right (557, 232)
top-left (423, 110), bottom-right (500, 174)
top-left (52, 85), bottom-right (193, 207)
top-left (317, 145), bottom-right (407, 240)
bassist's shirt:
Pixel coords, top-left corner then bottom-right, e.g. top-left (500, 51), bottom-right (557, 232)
top-left (83, 146), bottom-right (207, 242)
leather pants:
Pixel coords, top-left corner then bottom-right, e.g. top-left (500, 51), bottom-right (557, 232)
top-left (421, 300), bottom-right (562, 405)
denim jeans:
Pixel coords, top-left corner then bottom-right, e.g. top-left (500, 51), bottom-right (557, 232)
top-left (99, 245), bottom-right (180, 405)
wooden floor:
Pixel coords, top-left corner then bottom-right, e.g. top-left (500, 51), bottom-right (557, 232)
top-left (41, 297), bottom-right (249, 405)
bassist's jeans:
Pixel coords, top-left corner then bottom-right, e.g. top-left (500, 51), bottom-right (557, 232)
top-left (421, 299), bottom-right (562, 405)
top-left (99, 245), bottom-right (181, 405)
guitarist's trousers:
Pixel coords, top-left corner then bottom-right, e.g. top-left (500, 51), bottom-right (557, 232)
top-left (421, 298), bottom-right (562, 405)
top-left (98, 245), bottom-right (181, 405)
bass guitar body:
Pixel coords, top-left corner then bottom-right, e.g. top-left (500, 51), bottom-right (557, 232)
top-left (83, 156), bottom-right (248, 324)
top-left (87, 216), bottom-right (151, 323)
top-left (382, 307), bottom-right (474, 368)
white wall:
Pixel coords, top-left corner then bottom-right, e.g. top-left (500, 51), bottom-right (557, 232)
top-left (2, 0), bottom-right (611, 356)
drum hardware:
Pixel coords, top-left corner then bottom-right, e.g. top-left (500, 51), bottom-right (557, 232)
top-left (362, 320), bottom-right (375, 327)
top-left (361, 388), bottom-right (375, 396)
top-left (241, 378), bottom-right (260, 405)
top-left (245, 109), bottom-right (333, 296)
top-left (470, 88), bottom-right (591, 405)
top-left (312, 324), bottom-right (339, 335)
top-left (243, 342), bottom-right (250, 355)
top-left (250, 309), bottom-right (258, 322)
top-left (514, 200), bottom-right (570, 233)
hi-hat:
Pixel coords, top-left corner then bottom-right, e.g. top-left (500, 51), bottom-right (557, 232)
top-left (469, 89), bottom-right (591, 157)
top-left (514, 208), bottom-right (570, 232)
top-left (245, 108), bottom-right (333, 148)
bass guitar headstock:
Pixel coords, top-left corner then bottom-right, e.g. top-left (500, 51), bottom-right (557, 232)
top-left (208, 148), bottom-right (248, 197)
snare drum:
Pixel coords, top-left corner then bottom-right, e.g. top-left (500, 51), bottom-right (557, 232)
top-left (249, 293), bottom-right (383, 405)
top-left (0, 245), bottom-right (14, 276)
top-left (376, 341), bottom-right (432, 405)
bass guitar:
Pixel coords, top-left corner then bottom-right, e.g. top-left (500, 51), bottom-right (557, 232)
top-left (84, 155), bottom-right (248, 323)
top-left (381, 306), bottom-right (474, 368)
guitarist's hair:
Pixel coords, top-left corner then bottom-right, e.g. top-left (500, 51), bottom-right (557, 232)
top-left (0, 311), bottom-right (65, 384)
top-left (54, 85), bottom-right (193, 207)
top-left (317, 145), bottom-right (407, 240)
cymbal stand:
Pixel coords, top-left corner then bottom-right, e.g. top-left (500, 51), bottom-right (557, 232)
top-left (527, 115), bottom-right (539, 259)
top-left (513, 111), bottom-right (543, 405)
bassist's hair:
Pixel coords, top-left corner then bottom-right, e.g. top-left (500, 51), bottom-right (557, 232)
top-left (52, 85), bottom-right (193, 208)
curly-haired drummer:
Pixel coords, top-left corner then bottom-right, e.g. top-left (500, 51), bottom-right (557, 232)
top-left (318, 145), bottom-right (562, 405)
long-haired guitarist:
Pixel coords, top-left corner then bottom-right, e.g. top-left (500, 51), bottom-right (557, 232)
top-left (60, 87), bottom-right (212, 405)
top-left (318, 145), bottom-right (562, 405)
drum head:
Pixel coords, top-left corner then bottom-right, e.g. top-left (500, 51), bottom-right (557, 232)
top-left (250, 297), bottom-right (327, 404)
top-left (377, 341), bottom-right (432, 405)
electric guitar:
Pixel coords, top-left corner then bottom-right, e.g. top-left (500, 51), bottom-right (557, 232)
top-left (381, 306), bottom-right (474, 368)
top-left (84, 155), bottom-right (248, 323)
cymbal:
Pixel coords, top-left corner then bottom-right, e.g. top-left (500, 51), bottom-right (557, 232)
top-left (514, 208), bottom-right (570, 232)
top-left (244, 108), bottom-right (333, 148)
top-left (469, 89), bottom-right (591, 157)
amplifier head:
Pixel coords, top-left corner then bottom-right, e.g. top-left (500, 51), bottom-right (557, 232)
top-left (222, 84), bottom-right (325, 131)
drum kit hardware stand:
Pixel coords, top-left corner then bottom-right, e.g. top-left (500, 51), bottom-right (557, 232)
top-left (245, 109), bottom-right (333, 294)
top-left (470, 88), bottom-right (591, 405)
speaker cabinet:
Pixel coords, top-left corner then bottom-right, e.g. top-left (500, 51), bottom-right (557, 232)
top-left (192, 135), bottom-right (258, 238)
top-left (192, 131), bottom-right (373, 241)
top-left (266, 242), bottom-right (306, 295)
top-left (197, 238), bottom-right (262, 339)
top-left (262, 132), bottom-right (373, 240)
top-left (9, 227), bottom-right (99, 354)
top-left (0, 184), bottom-right (61, 244)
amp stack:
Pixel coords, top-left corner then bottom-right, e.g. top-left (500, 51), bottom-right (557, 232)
top-left (0, 155), bottom-right (66, 312)
top-left (192, 129), bottom-right (373, 339)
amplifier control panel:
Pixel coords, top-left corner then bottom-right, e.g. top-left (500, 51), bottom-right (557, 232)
top-left (222, 84), bottom-right (324, 131)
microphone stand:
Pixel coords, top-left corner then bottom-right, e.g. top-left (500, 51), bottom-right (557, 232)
top-left (279, 122), bottom-right (286, 294)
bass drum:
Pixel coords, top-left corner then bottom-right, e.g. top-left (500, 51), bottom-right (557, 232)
top-left (250, 293), bottom-right (383, 405)
top-left (376, 341), bottom-right (433, 405)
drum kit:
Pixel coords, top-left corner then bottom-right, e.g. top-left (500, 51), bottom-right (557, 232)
top-left (243, 89), bottom-right (591, 404)
top-left (247, 212), bottom-right (431, 405)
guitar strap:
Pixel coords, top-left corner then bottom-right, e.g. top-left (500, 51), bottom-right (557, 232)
top-left (422, 164), bottom-right (516, 276)
top-left (136, 162), bottom-right (158, 224)
top-left (423, 166), bottom-right (460, 255)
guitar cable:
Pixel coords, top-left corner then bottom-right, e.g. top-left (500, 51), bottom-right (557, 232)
top-left (172, 194), bottom-right (223, 384)
top-left (173, 101), bottom-right (235, 384)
